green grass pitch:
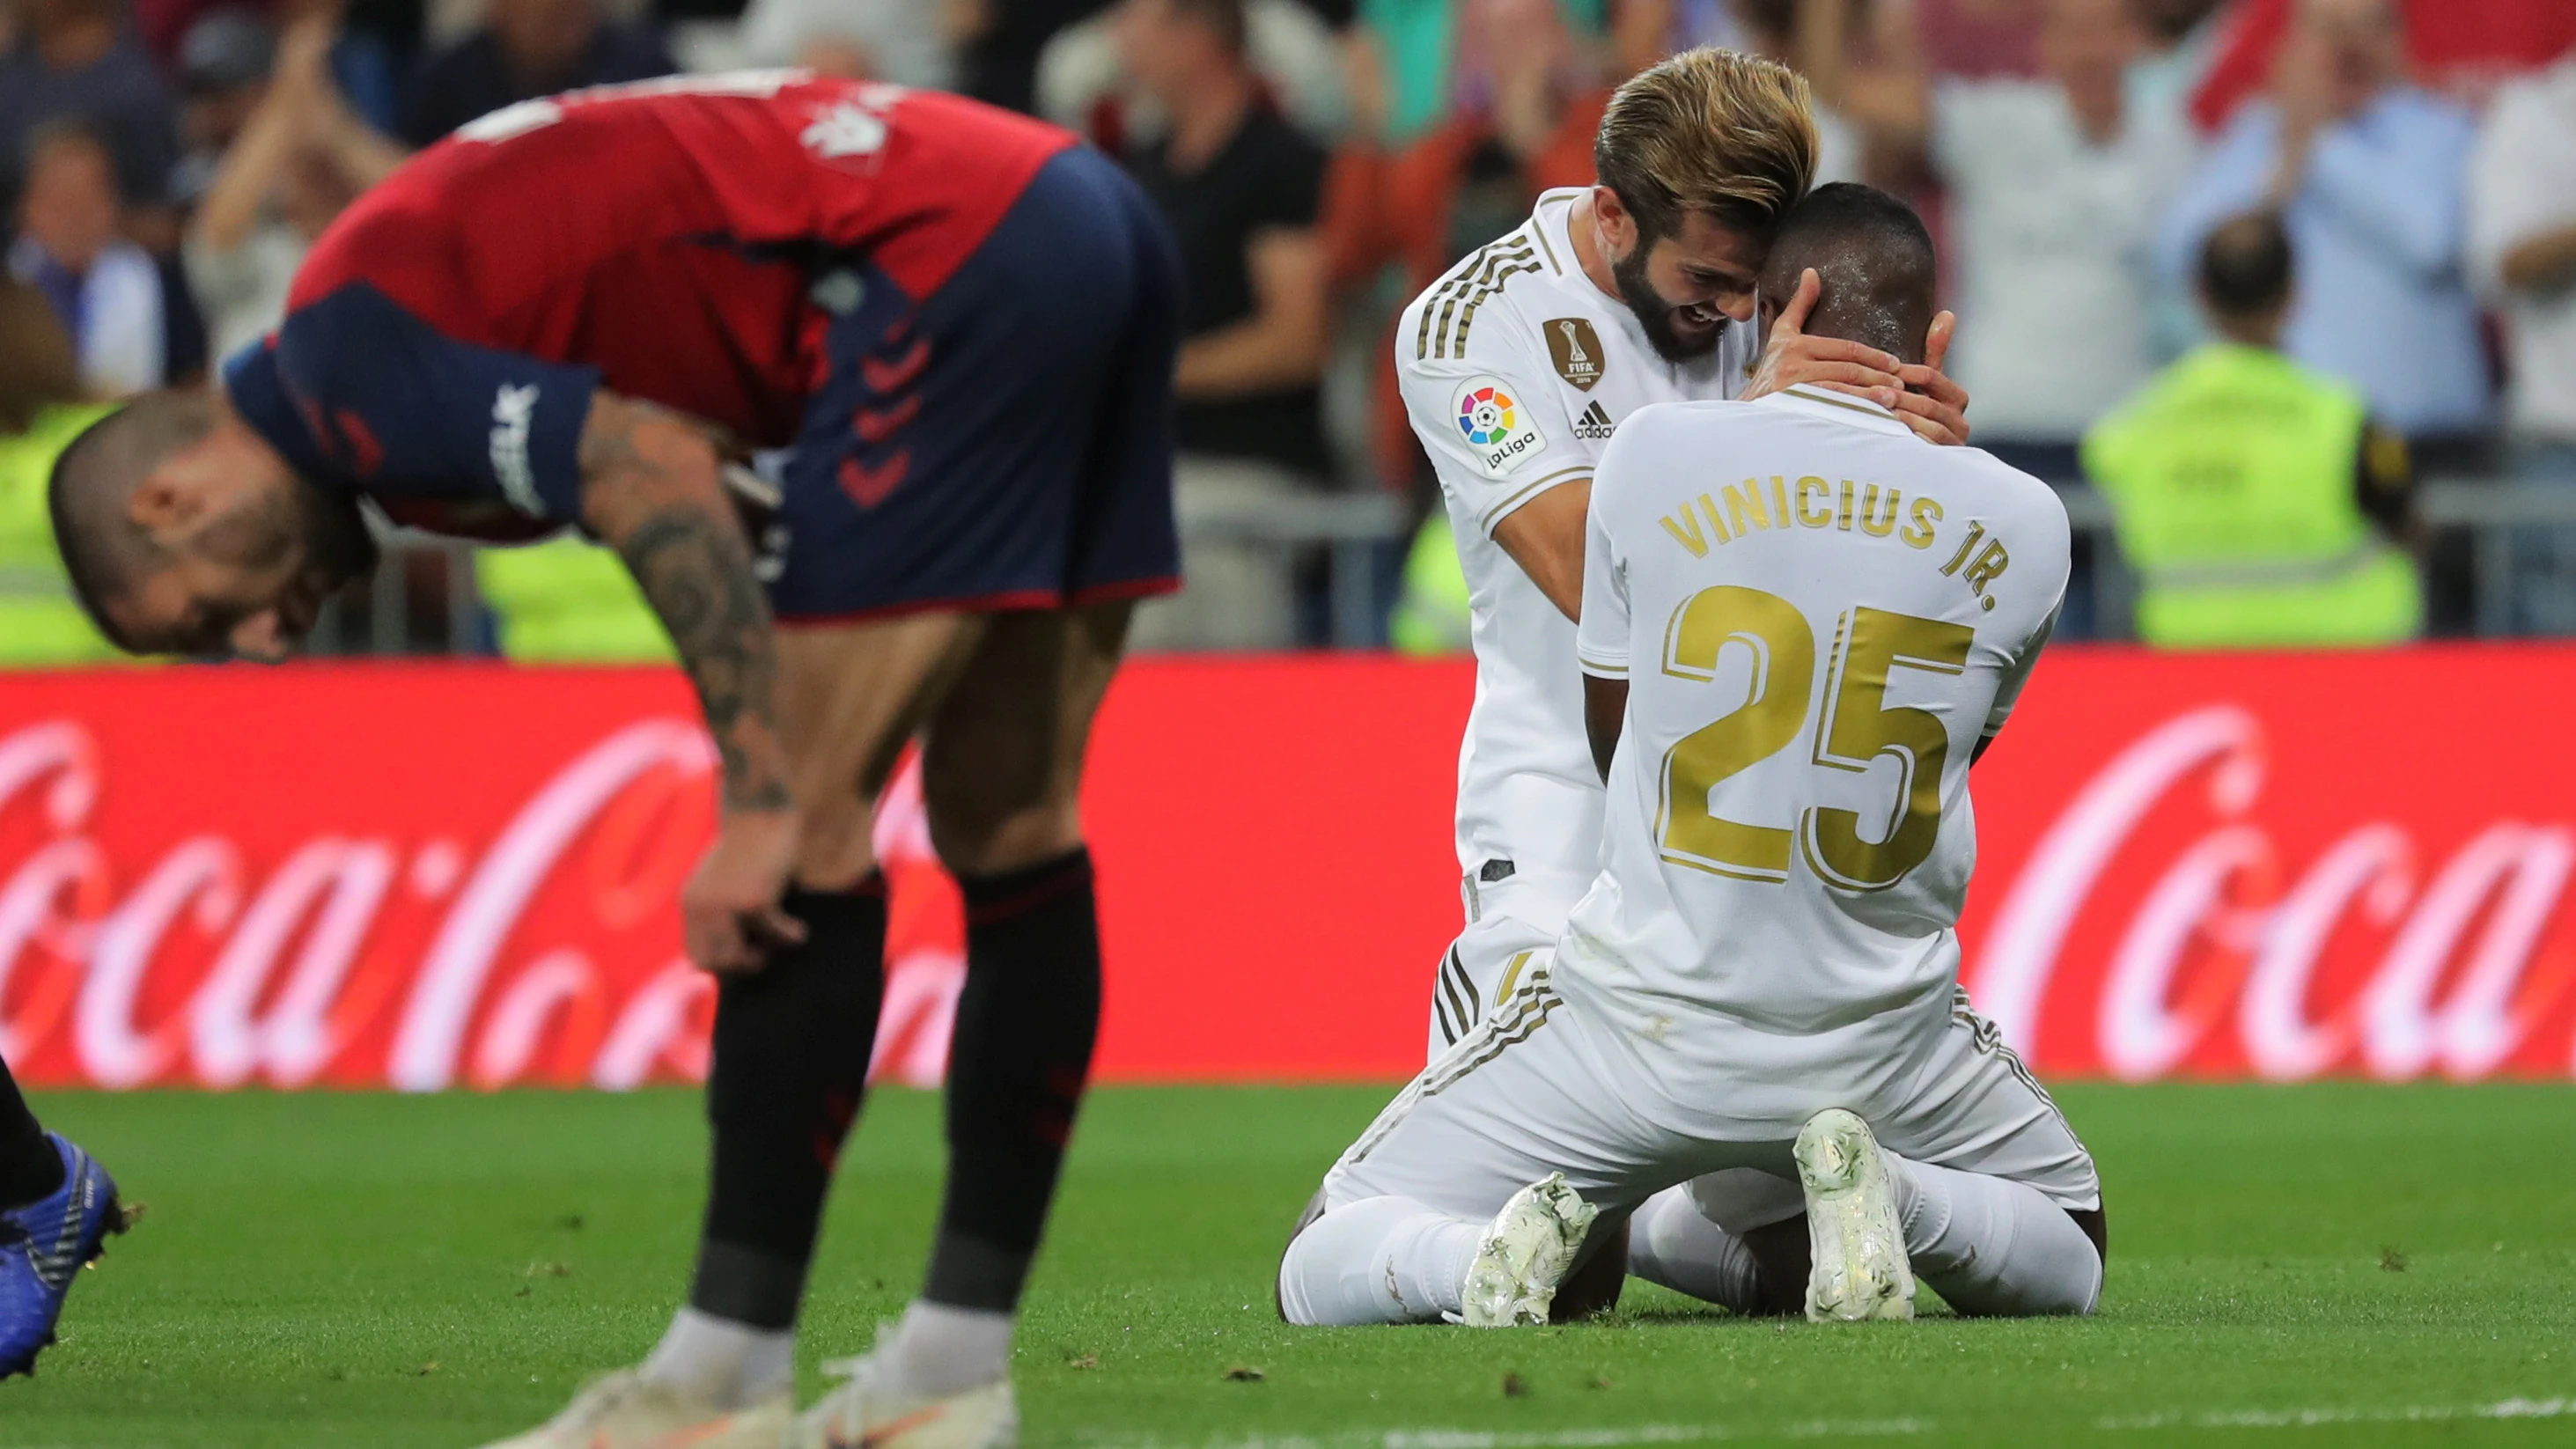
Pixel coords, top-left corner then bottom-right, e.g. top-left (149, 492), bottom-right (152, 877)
top-left (4, 1082), bottom-right (2573, 1447)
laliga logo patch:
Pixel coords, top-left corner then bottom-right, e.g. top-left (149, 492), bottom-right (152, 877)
top-left (1453, 377), bottom-right (1548, 479)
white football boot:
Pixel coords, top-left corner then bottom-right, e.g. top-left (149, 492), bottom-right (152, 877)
top-left (471, 1368), bottom-right (791, 1449)
top-left (1456, 1173), bottom-right (1599, 1327)
top-left (787, 1346), bottom-right (1017, 1449)
top-left (1794, 1107), bottom-right (1915, 1322)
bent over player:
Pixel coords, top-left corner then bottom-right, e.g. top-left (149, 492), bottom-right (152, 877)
top-left (1395, 48), bottom-right (1972, 1060)
top-left (1280, 186), bottom-right (2103, 1328)
top-left (48, 73), bottom-right (1178, 1449)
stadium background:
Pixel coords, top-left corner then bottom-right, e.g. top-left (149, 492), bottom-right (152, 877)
top-left (8, 2), bottom-right (2576, 1445)
top-left (3, 0), bottom-right (2574, 1093)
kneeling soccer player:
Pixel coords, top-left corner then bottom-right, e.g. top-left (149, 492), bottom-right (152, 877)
top-left (1279, 185), bottom-right (2104, 1328)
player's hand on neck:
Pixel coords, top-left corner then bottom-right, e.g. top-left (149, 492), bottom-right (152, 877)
top-left (1745, 268), bottom-right (1974, 446)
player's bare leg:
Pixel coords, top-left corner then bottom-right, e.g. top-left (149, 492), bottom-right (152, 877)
top-left (793, 600), bottom-right (1131, 1449)
top-left (489, 615), bottom-right (982, 1449)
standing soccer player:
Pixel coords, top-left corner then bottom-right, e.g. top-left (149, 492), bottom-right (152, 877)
top-left (1279, 185), bottom-right (2101, 1329)
top-left (1396, 48), bottom-right (1971, 1058)
top-left (46, 73), bottom-right (1178, 1449)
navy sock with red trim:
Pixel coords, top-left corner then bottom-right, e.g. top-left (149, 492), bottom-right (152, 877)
top-left (690, 879), bottom-right (887, 1329)
top-left (924, 848), bottom-right (1102, 1311)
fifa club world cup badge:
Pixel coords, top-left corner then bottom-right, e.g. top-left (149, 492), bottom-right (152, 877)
top-left (1546, 317), bottom-right (1605, 392)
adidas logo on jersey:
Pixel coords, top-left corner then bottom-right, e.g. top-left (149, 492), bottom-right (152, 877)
top-left (1572, 401), bottom-right (1616, 440)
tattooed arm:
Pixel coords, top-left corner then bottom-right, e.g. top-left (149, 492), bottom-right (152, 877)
top-left (578, 390), bottom-right (803, 970)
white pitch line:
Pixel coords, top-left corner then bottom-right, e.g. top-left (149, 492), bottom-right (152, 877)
top-left (1077, 1394), bottom-right (2576, 1449)
top-left (1080, 1419), bottom-right (1933, 1449)
top-left (2099, 1395), bottom-right (2575, 1431)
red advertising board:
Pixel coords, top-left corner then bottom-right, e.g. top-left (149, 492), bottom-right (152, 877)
top-left (1, 647), bottom-right (2572, 1090)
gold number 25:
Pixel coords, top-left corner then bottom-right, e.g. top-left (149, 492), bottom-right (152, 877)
top-left (1655, 587), bottom-right (1973, 891)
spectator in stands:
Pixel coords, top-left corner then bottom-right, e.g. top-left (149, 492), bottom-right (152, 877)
top-left (0, 0), bottom-right (182, 245)
top-left (1115, 0), bottom-right (1333, 649)
top-left (399, 0), bottom-right (673, 145)
top-left (2157, 0), bottom-right (2489, 455)
top-left (1611, 0), bottom-right (1865, 183)
top-left (956, 0), bottom-right (1117, 117)
top-left (171, 7), bottom-right (276, 205)
top-left (1835, 0), bottom-right (2193, 482)
top-left (1038, 0), bottom-right (1346, 148)
top-left (733, 0), bottom-right (961, 87)
top-left (1325, 0), bottom-right (1605, 499)
top-left (0, 278), bottom-right (120, 664)
top-left (2469, 40), bottom-right (2576, 634)
top-left (186, 12), bottom-right (405, 364)
top-left (2087, 210), bottom-right (2420, 648)
top-left (2127, 0), bottom-right (2231, 129)
top-left (10, 123), bottom-right (180, 394)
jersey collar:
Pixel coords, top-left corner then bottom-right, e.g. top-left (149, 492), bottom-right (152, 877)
top-left (1762, 385), bottom-right (1918, 439)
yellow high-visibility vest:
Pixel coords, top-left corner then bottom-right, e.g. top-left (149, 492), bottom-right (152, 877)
top-left (477, 535), bottom-right (674, 664)
top-left (2084, 342), bottom-right (2419, 648)
top-left (0, 403), bottom-right (126, 667)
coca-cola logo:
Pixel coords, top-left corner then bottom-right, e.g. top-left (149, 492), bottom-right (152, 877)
top-left (4, 655), bottom-right (2571, 1090)
top-left (1964, 704), bottom-right (2576, 1081)
top-left (0, 710), bottom-right (964, 1092)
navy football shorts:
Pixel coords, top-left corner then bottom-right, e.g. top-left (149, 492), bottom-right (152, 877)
top-left (764, 144), bottom-right (1183, 623)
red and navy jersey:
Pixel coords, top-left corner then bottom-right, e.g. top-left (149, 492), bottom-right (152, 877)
top-left (222, 71), bottom-right (1074, 537)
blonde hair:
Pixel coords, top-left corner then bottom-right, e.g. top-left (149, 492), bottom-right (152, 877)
top-left (1594, 47), bottom-right (1818, 243)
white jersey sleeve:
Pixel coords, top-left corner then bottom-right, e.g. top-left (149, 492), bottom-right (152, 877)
top-left (1984, 605), bottom-right (2062, 740)
top-left (1575, 440), bottom-right (1634, 680)
top-left (1395, 276), bottom-right (1595, 538)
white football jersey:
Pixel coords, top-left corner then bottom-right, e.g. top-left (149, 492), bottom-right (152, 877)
top-left (1395, 188), bottom-right (1762, 903)
top-left (1566, 387), bottom-right (2069, 1095)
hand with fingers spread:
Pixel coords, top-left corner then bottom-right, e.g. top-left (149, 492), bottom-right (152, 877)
top-left (1746, 268), bottom-right (1973, 446)
top-left (1741, 268), bottom-right (1909, 403)
top-left (682, 806), bottom-right (806, 973)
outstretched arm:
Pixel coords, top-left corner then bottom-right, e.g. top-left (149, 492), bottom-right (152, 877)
top-left (578, 390), bottom-right (803, 971)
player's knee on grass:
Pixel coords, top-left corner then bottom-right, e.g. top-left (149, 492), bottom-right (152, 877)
top-left (1275, 1184), bottom-right (1331, 1321)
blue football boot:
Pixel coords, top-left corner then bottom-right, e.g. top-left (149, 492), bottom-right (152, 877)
top-left (0, 1134), bottom-right (131, 1378)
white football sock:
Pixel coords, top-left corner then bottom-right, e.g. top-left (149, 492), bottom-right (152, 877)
top-left (1626, 1186), bottom-right (1766, 1315)
top-left (640, 1306), bottom-right (795, 1409)
top-left (880, 1299), bottom-right (1014, 1399)
top-left (1883, 1153), bottom-right (2101, 1316)
top-left (1277, 1194), bottom-right (1483, 1326)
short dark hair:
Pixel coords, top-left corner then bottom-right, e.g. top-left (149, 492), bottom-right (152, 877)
top-left (1757, 182), bottom-right (1938, 364)
top-left (47, 392), bottom-right (218, 651)
top-left (1165, 0), bottom-right (1247, 56)
top-left (2198, 209), bottom-right (2293, 319)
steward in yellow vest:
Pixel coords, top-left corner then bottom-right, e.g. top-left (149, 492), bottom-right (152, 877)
top-left (0, 402), bottom-right (124, 665)
top-left (2084, 210), bottom-right (2419, 648)
top-left (0, 281), bottom-right (121, 666)
top-left (1388, 510), bottom-right (1471, 656)
top-left (478, 534), bottom-right (676, 664)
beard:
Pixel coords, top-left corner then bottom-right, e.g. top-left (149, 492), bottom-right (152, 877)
top-left (1611, 240), bottom-right (1728, 364)
top-left (201, 475), bottom-right (377, 585)
top-left (294, 481), bottom-right (380, 585)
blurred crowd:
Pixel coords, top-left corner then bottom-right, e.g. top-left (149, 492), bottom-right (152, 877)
top-left (3, 0), bottom-right (2575, 661)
